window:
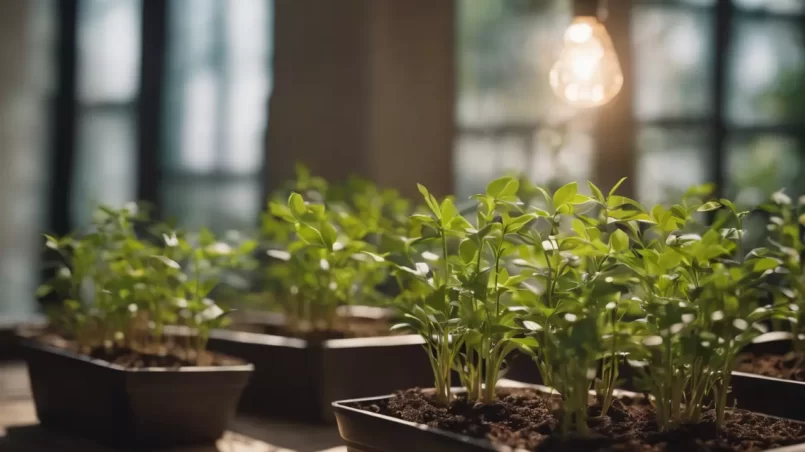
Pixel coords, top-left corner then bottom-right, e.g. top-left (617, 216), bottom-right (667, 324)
top-left (633, 0), bottom-right (714, 204)
top-left (455, 0), bottom-right (596, 199)
top-left (633, 0), bottom-right (805, 206)
top-left (162, 0), bottom-right (272, 233)
top-left (71, 0), bottom-right (141, 227)
top-left (0, 0), bottom-right (55, 318)
top-left (457, 0), bottom-right (805, 207)
top-left (726, 2), bottom-right (805, 206)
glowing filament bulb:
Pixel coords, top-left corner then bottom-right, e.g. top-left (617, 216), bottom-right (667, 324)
top-left (549, 16), bottom-right (623, 108)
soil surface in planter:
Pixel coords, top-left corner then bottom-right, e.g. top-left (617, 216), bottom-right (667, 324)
top-left (36, 334), bottom-right (244, 369)
top-left (353, 388), bottom-right (805, 451)
top-left (736, 352), bottom-right (805, 382)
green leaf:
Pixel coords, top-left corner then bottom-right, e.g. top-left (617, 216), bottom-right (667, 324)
top-left (361, 251), bottom-right (386, 263)
top-left (35, 284), bottom-right (53, 298)
top-left (753, 257), bottom-right (781, 272)
top-left (570, 194), bottom-right (592, 204)
top-left (684, 183), bottom-right (715, 198)
top-left (720, 198), bottom-right (737, 215)
top-left (320, 222), bottom-right (338, 249)
top-left (610, 229), bottom-right (629, 252)
top-left (295, 224), bottom-right (325, 247)
top-left (269, 202), bottom-right (296, 222)
top-left (697, 201), bottom-right (722, 212)
top-left (440, 198), bottom-right (459, 224)
top-left (658, 249), bottom-right (682, 270)
top-left (506, 213), bottom-right (536, 233)
top-left (587, 181), bottom-right (605, 203)
top-left (417, 184), bottom-right (441, 218)
top-left (486, 176), bottom-right (519, 198)
top-left (289, 192), bottom-right (306, 218)
top-left (609, 177), bottom-right (627, 197)
top-left (238, 240), bottom-right (258, 255)
top-left (553, 182), bottom-right (578, 208)
top-left (571, 218), bottom-right (587, 238)
top-left (799, 214), bottom-right (805, 227)
top-left (411, 213), bottom-right (435, 223)
top-left (151, 255), bottom-right (181, 270)
top-left (459, 239), bottom-right (477, 264)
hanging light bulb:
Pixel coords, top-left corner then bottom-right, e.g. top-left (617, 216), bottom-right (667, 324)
top-left (549, 6), bottom-right (623, 108)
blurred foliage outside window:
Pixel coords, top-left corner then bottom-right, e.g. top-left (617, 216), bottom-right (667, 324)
top-left (162, 0), bottom-right (272, 233)
top-left (455, 0), bottom-right (596, 199)
top-left (457, 0), bottom-right (805, 209)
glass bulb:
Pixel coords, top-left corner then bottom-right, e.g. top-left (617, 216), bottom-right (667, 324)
top-left (549, 17), bottom-right (624, 108)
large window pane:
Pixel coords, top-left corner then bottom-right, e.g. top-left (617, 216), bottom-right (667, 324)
top-left (632, 5), bottom-right (714, 120)
top-left (73, 0), bottom-right (141, 227)
top-left (162, 0), bottom-right (272, 231)
top-left (164, 0), bottom-right (272, 175)
top-left (457, 0), bottom-right (573, 126)
top-left (726, 134), bottom-right (803, 207)
top-left (72, 111), bottom-right (138, 226)
top-left (455, 127), bottom-right (594, 199)
top-left (637, 127), bottom-right (711, 204)
top-left (162, 179), bottom-right (262, 233)
top-left (727, 18), bottom-right (805, 125)
top-left (455, 0), bottom-right (594, 198)
top-left (0, 0), bottom-right (55, 318)
top-left (77, 0), bottom-right (142, 103)
top-left (221, 0), bottom-right (272, 174)
top-left (733, 0), bottom-right (805, 14)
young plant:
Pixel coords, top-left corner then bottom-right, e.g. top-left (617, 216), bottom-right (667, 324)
top-left (373, 184), bottom-right (468, 405)
top-left (269, 192), bottom-right (388, 333)
top-left (384, 178), bottom-right (546, 405)
top-left (513, 179), bottom-right (642, 433)
top-left (624, 186), bottom-right (774, 430)
top-left (39, 204), bottom-right (255, 364)
top-left (755, 190), bottom-right (805, 366)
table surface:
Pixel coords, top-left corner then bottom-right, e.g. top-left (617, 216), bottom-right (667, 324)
top-left (0, 362), bottom-right (347, 452)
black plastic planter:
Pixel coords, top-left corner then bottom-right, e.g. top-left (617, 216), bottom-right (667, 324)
top-left (207, 329), bottom-right (437, 423)
top-left (21, 339), bottom-right (253, 449)
top-left (332, 382), bottom-right (805, 452)
top-left (732, 331), bottom-right (805, 422)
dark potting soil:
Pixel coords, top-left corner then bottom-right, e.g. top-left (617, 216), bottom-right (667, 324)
top-left (87, 345), bottom-right (242, 368)
top-left (36, 334), bottom-right (244, 369)
top-left (735, 352), bottom-right (805, 382)
top-left (353, 388), bottom-right (805, 451)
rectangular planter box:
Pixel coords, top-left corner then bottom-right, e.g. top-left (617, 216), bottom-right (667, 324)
top-left (206, 329), bottom-right (437, 423)
top-left (332, 381), bottom-right (805, 452)
top-left (21, 338), bottom-right (253, 449)
top-left (732, 331), bottom-right (805, 422)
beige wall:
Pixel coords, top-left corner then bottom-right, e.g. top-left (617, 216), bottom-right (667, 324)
top-left (267, 0), bottom-right (455, 198)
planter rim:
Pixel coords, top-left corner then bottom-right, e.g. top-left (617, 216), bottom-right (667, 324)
top-left (21, 338), bottom-right (254, 373)
top-left (233, 306), bottom-right (395, 325)
top-left (333, 390), bottom-right (499, 451)
top-left (333, 380), bottom-right (805, 452)
top-left (752, 331), bottom-right (794, 344)
top-left (210, 328), bottom-right (424, 349)
top-left (735, 331), bottom-right (804, 386)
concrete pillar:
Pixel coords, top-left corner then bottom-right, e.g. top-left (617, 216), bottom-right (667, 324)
top-left (266, 0), bottom-right (455, 198)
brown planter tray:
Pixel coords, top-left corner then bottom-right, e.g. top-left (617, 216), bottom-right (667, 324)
top-left (206, 329), bottom-right (437, 423)
top-left (20, 338), bottom-right (253, 450)
top-left (732, 331), bottom-right (805, 422)
top-left (332, 381), bottom-right (805, 452)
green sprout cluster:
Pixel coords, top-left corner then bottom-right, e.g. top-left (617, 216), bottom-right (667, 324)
top-left (377, 176), bottom-right (792, 433)
top-left (257, 166), bottom-right (415, 333)
top-left (39, 204), bottom-right (256, 363)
